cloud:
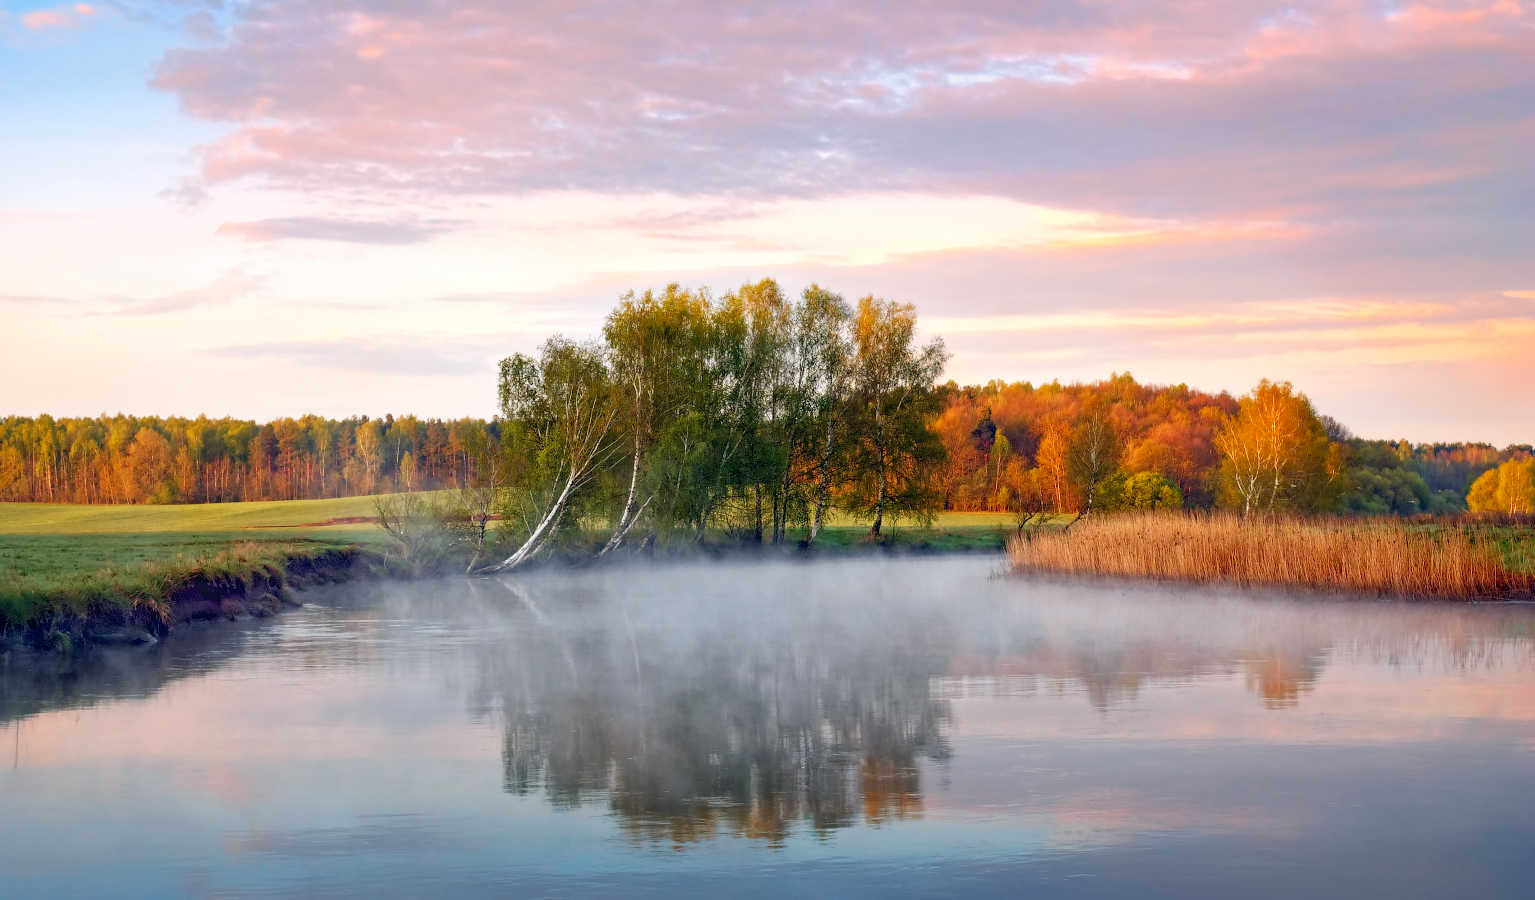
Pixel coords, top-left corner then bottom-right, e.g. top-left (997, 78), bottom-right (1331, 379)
top-left (2, 271), bottom-right (265, 317)
top-left (215, 216), bottom-right (454, 244)
top-left (21, 4), bottom-right (95, 30)
top-left (147, 0), bottom-right (1531, 221)
top-left (93, 270), bottom-right (266, 316)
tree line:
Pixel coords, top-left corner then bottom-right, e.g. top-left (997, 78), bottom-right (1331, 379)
top-left (934, 376), bottom-right (1531, 518)
top-left (4, 281), bottom-right (1530, 547)
top-left (0, 413), bottom-right (497, 505)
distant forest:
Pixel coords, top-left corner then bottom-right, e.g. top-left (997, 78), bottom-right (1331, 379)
top-left (2, 283), bottom-right (1531, 525)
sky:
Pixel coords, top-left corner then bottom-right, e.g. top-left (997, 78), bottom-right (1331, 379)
top-left (1, 0), bottom-right (1530, 445)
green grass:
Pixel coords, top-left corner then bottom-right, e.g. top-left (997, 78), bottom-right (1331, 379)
top-left (0, 535), bottom-right (375, 633)
top-left (0, 497), bottom-right (404, 633)
top-left (0, 495), bottom-right (404, 534)
top-left (1, 532), bottom-right (376, 592)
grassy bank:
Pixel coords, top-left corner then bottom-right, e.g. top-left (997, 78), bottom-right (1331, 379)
top-left (0, 499), bottom-right (399, 646)
top-left (1009, 513), bottom-right (1535, 600)
top-left (1, 537), bottom-right (387, 648)
top-left (0, 499), bottom-right (1021, 644)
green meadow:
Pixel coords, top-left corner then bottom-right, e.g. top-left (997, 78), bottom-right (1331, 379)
top-left (0, 498), bottom-right (389, 631)
top-left (0, 496), bottom-right (386, 535)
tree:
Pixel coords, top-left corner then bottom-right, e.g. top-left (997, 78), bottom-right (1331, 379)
top-left (1467, 458), bottom-right (1535, 513)
top-left (453, 423), bottom-right (517, 573)
top-left (1116, 472), bottom-right (1183, 510)
top-left (1035, 422), bottom-right (1070, 513)
top-left (789, 285), bottom-right (854, 545)
top-left (1066, 402), bottom-right (1121, 516)
top-left (600, 284), bottom-right (711, 554)
top-left (1214, 379), bottom-right (1339, 515)
top-left (493, 337), bottom-right (620, 571)
top-left (847, 296), bottom-right (949, 536)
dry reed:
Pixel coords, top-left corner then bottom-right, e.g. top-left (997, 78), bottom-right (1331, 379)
top-left (1008, 513), bottom-right (1534, 600)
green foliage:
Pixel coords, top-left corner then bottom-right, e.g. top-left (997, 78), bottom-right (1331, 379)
top-left (1337, 440), bottom-right (1463, 515)
top-left (1113, 472), bottom-right (1184, 510)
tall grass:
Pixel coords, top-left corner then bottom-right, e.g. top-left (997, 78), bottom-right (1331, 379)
top-left (1008, 513), bottom-right (1535, 600)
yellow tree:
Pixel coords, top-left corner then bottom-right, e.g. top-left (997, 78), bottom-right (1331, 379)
top-left (1467, 458), bottom-right (1535, 513)
top-left (1214, 379), bottom-right (1338, 515)
top-left (1034, 422), bottom-right (1070, 513)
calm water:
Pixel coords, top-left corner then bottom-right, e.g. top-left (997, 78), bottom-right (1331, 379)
top-left (3, 557), bottom-right (1533, 899)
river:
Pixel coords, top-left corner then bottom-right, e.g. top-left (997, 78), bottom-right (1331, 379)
top-left (2, 556), bottom-right (1533, 898)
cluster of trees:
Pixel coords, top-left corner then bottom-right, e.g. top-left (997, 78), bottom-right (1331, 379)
top-left (0, 413), bottom-right (498, 504)
top-left (452, 280), bottom-right (948, 570)
top-left (930, 376), bottom-right (1531, 519)
top-left (931, 374), bottom-right (1237, 514)
top-left (1468, 459), bottom-right (1535, 514)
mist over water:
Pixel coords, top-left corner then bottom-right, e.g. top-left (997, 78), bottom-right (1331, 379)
top-left (2, 557), bottom-right (1533, 898)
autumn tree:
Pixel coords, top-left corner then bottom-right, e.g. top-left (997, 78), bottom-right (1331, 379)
top-left (1467, 458), bottom-right (1535, 514)
top-left (846, 296), bottom-right (949, 536)
top-left (1214, 379), bottom-right (1341, 515)
top-left (1034, 420), bottom-right (1070, 513)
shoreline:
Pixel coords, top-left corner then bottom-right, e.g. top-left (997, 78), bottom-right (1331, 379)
top-left (2, 526), bottom-right (1014, 652)
top-left (1, 545), bottom-right (391, 653)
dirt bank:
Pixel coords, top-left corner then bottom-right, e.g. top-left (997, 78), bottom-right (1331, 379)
top-left (5, 547), bottom-right (389, 652)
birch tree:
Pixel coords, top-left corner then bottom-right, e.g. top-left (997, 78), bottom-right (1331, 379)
top-left (792, 286), bottom-right (854, 545)
top-left (847, 296), bottom-right (949, 537)
top-left (1214, 379), bottom-right (1335, 515)
top-left (492, 338), bottom-right (620, 571)
top-left (599, 285), bottom-right (710, 554)
top-left (1066, 403), bottom-right (1122, 517)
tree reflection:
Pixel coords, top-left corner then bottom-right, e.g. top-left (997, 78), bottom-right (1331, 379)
top-left (475, 581), bottom-right (950, 846)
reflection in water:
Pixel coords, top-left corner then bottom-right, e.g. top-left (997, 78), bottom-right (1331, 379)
top-left (0, 617), bottom-right (268, 724)
top-left (473, 580), bottom-right (951, 845)
top-left (2, 557), bottom-right (1534, 899)
top-left (443, 567), bottom-right (1533, 846)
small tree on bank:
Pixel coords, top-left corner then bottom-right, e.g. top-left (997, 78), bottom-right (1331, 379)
top-left (492, 338), bottom-right (621, 571)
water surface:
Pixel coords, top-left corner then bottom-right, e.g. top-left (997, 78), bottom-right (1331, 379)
top-left (3, 557), bottom-right (1533, 898)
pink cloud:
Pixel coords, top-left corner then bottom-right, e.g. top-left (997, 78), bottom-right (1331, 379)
top-left (148, 0), bottom-right (1529, 213)
top-left (21, 3), bottom-right (94, 30)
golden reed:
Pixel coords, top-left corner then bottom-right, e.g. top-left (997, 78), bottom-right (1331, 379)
top-left (1008, 513), bottom-right (1534, 600)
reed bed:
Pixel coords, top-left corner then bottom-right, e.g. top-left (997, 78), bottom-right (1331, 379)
top-left (1008, 513), bottom-right (1535, 600)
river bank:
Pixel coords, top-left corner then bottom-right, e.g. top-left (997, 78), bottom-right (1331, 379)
top-left (1, 499), bottom-right (1030, 650)
top-left (1, 539), bottom-right (391, 652)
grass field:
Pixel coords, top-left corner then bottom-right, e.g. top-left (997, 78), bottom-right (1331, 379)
top-left (0, 496), bottom-right (389, 534)
top-left (0, 498), bottom-right (399, 633)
